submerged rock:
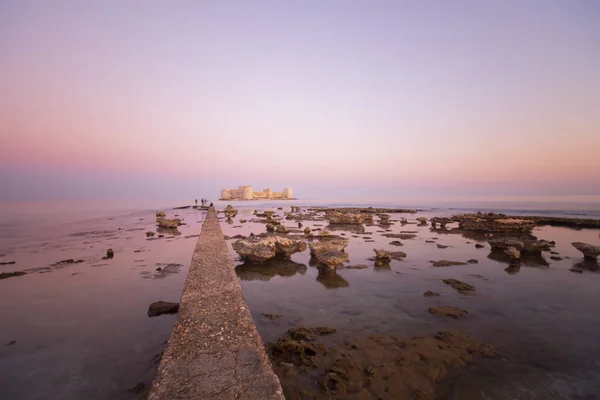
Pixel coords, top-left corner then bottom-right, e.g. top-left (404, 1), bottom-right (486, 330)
top-left (389, 240), bottom-right (403, 246)
top-left (50, 259), bottom-right (84, 267)
top-left (261, 313), bottom-right (282, 320)
top-left (0, 271), bottom-right (26, 280)
top-left (233, 236), bottom-right (307, 263)
top-left (316, 269), bottom-right (350, 289)
top-left (147, 301), bottom-right (179, 317)
top-left (443, 279), bottom-right (475, 295)
top-left (423, 290), bottom-right (440, 297)
top-left (382, 233), bottom-right (416, 240)
top-left (572, 242), bottom-right (600, 261)
top-left (271, 329), bottom-right (495, 399)
top-left (373, 249), bottom-right (392, 262)
top-left (416, 217), bottom-right (427, 225)
top-left (288, 326), bottom-right (337, 341)
top-left (429, 306), bottom-right (468, 318)
top-left (146, 231), bottom-right (155, 237)
top-left (430, 260), bottom-right (467, 267)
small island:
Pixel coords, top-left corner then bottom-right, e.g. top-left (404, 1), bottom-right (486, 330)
top-left (220, 185), bottom-right (295, 201)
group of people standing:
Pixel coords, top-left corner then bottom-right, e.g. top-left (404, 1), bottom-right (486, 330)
top-left (195, 198), bottom-right (210, 207)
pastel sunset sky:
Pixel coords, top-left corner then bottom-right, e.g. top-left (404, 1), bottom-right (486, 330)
top-left (1, 1), bottom-right (599, 202)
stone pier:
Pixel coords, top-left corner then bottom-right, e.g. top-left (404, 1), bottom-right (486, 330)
top-left (148, 207), bottom-right (284, 400)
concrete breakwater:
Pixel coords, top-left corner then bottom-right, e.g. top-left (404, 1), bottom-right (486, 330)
top-left (148, 207), bottom-right (284, 399)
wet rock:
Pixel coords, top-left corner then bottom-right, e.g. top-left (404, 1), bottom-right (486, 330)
top-left (0, 261), bottom-right (16, 265)
top-left (430, 260), bottom-right (467, 267)
top-left (504, 246), bottom-right (521, 260)
top-left (304, 227), bottom-right (311, 235)
top-left (431, 217), bottom-right (453, 229)
top-left (326, 212), bottom-right (366, 225)
top-left (156, 217), bottom-right (181, 229)
top-left (240, 219), bottom-right (247, 223)
top-left (443, 279), bottom-right (475, 295)
top-left (288, 326), bottom-right (337, 341)
top-left (0, 271), bottom-right (26, 280)
top-left (400, 217), bottom-right (408, 225)
top-left (146, 231), bottom-right (155, 237)
top-left (426, 240), bottom-right (435, 243)
top-left (423, 290), bottom-right (440, 297)
top-left (467, 259), bottom-right (479, 264)
top-left (571, 242), bottom-right (600, 261)
top-left (266, 223), bottom-right (275, 232)
top-left (271, 330), bottom-right (495, 400)
top-left (156, 211), bottom-right (166, 217)
top-left (264, 210), bottom-right (275, 219)
top-left (147, 301), bottom-right (179, 317)
top-left (390, 251), bottom-right (407, 260)
top-left (51, 259), bottom-right (84, 266)
top-left (475, 243), bottom-right (485, 249)
top-left (223, 204), bottom-right (238, 219)
top-left (312, 250), bottom-right (349, 269)
top-left (373, 249), bottom-right (392, 262)
top-left (345, 264), bottom-right (369, 269)
top-left (126, 382), bottom-right (148, 395)
top-left (382, 233), bottom-right (416, 240)
top-left (233, 236), bottom-right (307, 263)
top-left (389, 240), bottom-right (403, 246)
top-left (261, 313), bottom-right (282, 320)
top-left (437, 244), bottom-right (449, 249)
top-left (416, 217), bottom-right (427, 225)
top-left (489, 237), bottom-right (551, 255)
top-left (453, 213), bottom-right (535, 232)
top-left (275, 225), bottom-right (289, 234)
top-left (429, 306), bottom-right (468, 318)
top-left (102, 249), bottom-right (114, 260)
top-left (550, 256), bottom-right (563, 261)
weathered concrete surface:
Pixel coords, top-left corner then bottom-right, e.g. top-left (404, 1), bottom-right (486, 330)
top-left (149, 207), bottom-right (284, 400)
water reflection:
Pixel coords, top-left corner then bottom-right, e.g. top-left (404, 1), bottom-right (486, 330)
top-left (570, 260), bottom-right (600, 273)
top-left (235, 257), bottom-right (307, 281)
top-left (316, 268), bottom-right (349, 289)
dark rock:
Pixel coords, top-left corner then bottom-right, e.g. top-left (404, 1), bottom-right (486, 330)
top-left (5, 340), bottom-right (16, 346)
top-left (430, 260), bottom-right (467, 267)
top-left (0, 271), bottom-right (27, 280)
top-left (572, 242), bottom-right (600, 261)
top-left (475, 244), bottom-right (485, 249)
top-left (429, 306), bottom-right (468, 318)
top-left (443, 279), bottom-right (475, 295)
top-left (423, 291), bottom-right (440, 297)
top-left (389, 241), bottom-right (403, 246)
top-left (261, 313), bottom-right (282, 320)
top-left (146, 231), bottom-right (155, 237)
top-left (51, 259), bottom-right (84, 266)
top-left (147, 301), bottom-right (179, 317)
top-left (288, 326), bottom-right (336, 341)
top-left (437, 244), bottom-right (449, 249)
top-left (0, 261), bottom-right (16, 265)
top-left (467, 259), bottom-right (479, 264)
top-left (550, 256), bottom-right (563, 261)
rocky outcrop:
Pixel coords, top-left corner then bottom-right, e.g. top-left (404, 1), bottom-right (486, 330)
top-left (452, 213), bottom-right (535, 233)
top-left (431, 217), bottom-right (453, 229)
top-left (488, 237), bottom-right (552, 255)
top-left (373, 249), bottom-right (391, 262)
top-left (325, 212), bottom-right (366, 225)
top-left (232, 236), bottom-right (307, 263)
top-left (275, 225), bottom-right (288, 234)
top-left (147, 301), bottom-right (179, 317)
top-left (377, 214), bottom-right (391, 224)
top-left (156, 211), bottom-right (166, 217)
top-left (156, 217), bottom-right (182, 229)
top-left (304, 227), bottom-right (311, 235)
top-left (416, 217), bottom-right (427, 225)
top-left (223, 205), bottom-right (238, 219)
top-left (572, 242), bottom-right (600, 261)
top-left (309, 239), bottom-right (350, 269)
top-left (0, 271), bottom-right (26, 280)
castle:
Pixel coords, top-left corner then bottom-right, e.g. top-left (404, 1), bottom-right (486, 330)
top-left (220, 185), bottom-right (294, 201)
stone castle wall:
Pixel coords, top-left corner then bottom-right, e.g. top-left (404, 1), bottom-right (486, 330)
top-left (220, 185), bottom-right (294, 200)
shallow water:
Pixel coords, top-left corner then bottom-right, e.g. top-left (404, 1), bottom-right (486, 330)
top-left (224, 208), bottom-right (600, 399)
top-left (1, 203), bottom-right (599, 399)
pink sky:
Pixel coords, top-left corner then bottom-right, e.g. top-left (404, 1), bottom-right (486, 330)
top-left (1, 1), bottom-right (599, 201)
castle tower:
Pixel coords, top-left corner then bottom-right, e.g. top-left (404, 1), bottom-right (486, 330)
top-left (220, 189), bottom-right (232, 200)
top-left (242, 185), bottom-right (253, 200)
top-left (265, 188), bottom-right (273, 199)
top-left (283, 188), bottom-right (293, 199)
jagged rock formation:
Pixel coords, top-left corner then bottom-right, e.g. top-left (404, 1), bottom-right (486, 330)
top-left (232, 236), bottom-right (307, 263)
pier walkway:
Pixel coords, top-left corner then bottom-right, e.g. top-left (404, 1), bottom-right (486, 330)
top-left (148, 207), bottom-right (284, 400)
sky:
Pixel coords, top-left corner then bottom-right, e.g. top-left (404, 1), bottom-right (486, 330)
top-left (1, 0), bottom-right (599, 202)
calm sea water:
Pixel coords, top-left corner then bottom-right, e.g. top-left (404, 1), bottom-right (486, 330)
top-left (0, 196), bottom-right (599, 399)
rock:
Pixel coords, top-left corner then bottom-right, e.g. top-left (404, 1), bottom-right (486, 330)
top-left (240, 219), bottom-right (247, 223)
top-left (475, 243), bottom-right (485, 249)
top-left (0, 261), bottom-right (16, 265)
top-left (390, 251), bottom-right (407, 260)
top-left (5, 340), bottom-right (16, 346)
top-left (309, 239), bottom-right (350, 269)
top-left (156, 211), bottom-right (166, 217)
top-left (430, 260), bottom-right (468, 267)
top-left (264, 210), bottom-right (275, 219)
top-left (326, 212), bottom-right (366, 225)
top-left (275, 225), bottom-right (288, 234)
top-left (105, 249), bottom-right (114, 259)
top-left (382, 233), bottom-right (416, 240)
top-left (572, 242), bottom-right (600, 261)
top-left (50, 259), bottom-right (84, 266)
top-left (233, 236), bottom-right (307, 263)
top-left (429, 306), bottom-right (468, 318)
top-left (345, 264), bottom-right (369, 269)
top-left (389, 240), bottom-right (403, 246)
top-left (266, 223), bottom-right (275, 232)
top-left (416, 217), bottom-right (427, 224)
top-left (147, 301), bottom-right (179, 317)
top-left (0, 271), bottom-right (26, 280)
top-left (504, 246), bottom-right (521, 259)
top-left (426, 240), bottom-right (435, 243)
top-left (156, 217), bottom-right (181, 229)
top-left (437, 244), bottom-right (449, 249)
top-left (488, 237), bottom-right (551, 255)
top-left (423, 291), bottom-right (440, 297)
top-left (467, 259), bottom-right (479, 264)
top-left (431, 217), bottom-right (453, 229)
top-left (223, 204), bottom-right (238, 218)
top-left (288, 326), bottom-right (337, 341)
top-left (443, 279), bottom-right (475, 295)
top-left (298, 222), bottom-right (303, 228)
top-left (261, 313), bottom-right (282, 320)
top-left (453, 213), bottom-right (535, 232)
top-left (400, 217), bottom-right (408, 225)
top-left (146, 231), bottom-right (155, 237)
top-left (318, 230), bottom-right (333, 237)
top-left (373, 249), bottom-right (391, 262)
top-left (304, 227), bottom-right (311, 235)
top-left (549, 255), bottom-right (563, 261)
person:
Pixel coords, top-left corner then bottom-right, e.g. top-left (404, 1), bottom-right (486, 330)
top-left (209, 202), bottom-right (213, 207)
top-left (195, 199), bottom-right (198, 207)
